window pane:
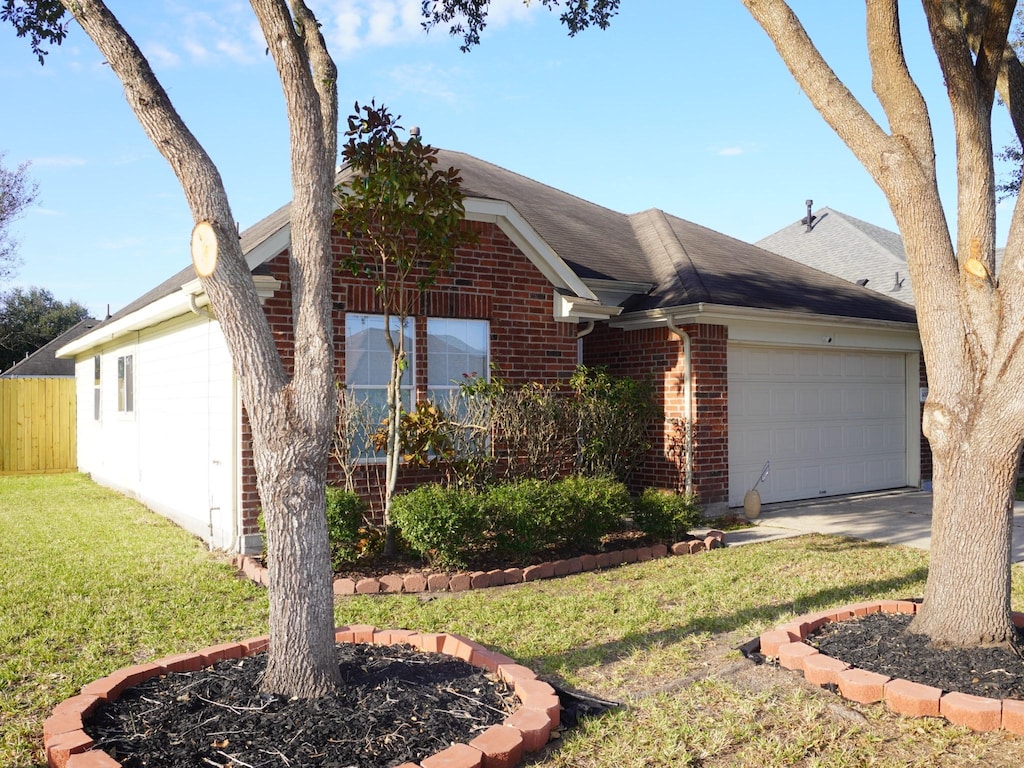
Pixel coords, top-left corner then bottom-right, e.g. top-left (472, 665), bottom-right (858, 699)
top-left (117, 355), bottom-right (134, 413)
top-left (427, 318), bottom-right (488, 388)
top-left (345, 314), bottom-right (414, 388)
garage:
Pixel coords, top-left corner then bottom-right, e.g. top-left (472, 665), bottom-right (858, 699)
top-left (728, 344), bottom-right (911, 506)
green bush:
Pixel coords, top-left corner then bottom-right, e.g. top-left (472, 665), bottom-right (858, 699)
top-left (390, 484), bottom-right (486, 569)
top-left (483, 479), bottom-right (562, 557)
top-left (325, 487), bottom-right (369, 570)
top-left (632, 489), bottom-right (702, 543)
top-left (550, 475), bottom-right (630, 549)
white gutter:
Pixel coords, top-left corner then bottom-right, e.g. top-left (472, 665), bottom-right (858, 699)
top-left (611, 302), bottom-right (918, 334)
top-left (665, 317), bottom-right (694, 496)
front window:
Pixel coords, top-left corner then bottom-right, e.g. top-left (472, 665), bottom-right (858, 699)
top-left (345, 314), bottom-right (414, 457)
top-left (117, 354), bottom-right (134, 413)
top-left (427, 318), bottom-right (489, 402)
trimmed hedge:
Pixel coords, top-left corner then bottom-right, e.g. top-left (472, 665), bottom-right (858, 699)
top-left (392, 476), bottom-right (635, 568)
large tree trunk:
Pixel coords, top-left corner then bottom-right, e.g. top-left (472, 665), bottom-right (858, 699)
top-left (255, 422), bottom-right (339, 696)
top-left (62, 0), bottom-right (342, 697)
top-left (913, 415), bottom-right (1020, 646)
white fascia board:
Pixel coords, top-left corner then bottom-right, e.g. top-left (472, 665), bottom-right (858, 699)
top-left (555, 292), bottom-right (623, 321)
top-left (244, 225), bottom-right (291, 271)
top-left (611, 303), bottom-right (921, 351)
top-left (57, 290), bottom-right (197, 358)
top-left (464, 198), bottom-right (599, 301)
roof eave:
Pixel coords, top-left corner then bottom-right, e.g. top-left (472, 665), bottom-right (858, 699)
top-left (611, 302), bottom-right (919, 334)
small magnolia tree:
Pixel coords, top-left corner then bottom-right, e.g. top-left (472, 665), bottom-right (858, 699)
top-left (335, 102), bottom-right (476, 552)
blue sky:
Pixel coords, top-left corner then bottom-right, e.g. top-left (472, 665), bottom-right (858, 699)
top-left (0, 1), bottom-right (1015, 319)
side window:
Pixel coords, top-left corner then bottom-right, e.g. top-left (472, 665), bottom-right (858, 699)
top-left (93, 355), bottom-right (101, 421)
top-left (344, 314), bottom-right (414, 458)
top-left (117, 354), bottom-right (134, 414)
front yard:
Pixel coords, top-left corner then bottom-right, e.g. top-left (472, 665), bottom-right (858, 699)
top-left (6, 474), bottom-right (1024, 767)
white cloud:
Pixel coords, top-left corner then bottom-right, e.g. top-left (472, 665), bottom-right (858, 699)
top-left (144, 42), bottom-right (181, 69)
top-left (387, 62), bottom-right (461, 105)
top-left (717, 147), bottom-right (745, 157)
top-left (318, 0), bottom-right (541, 57)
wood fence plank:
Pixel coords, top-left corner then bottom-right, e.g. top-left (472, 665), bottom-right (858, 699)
top-left (0, 378), bottom-right (77, 474)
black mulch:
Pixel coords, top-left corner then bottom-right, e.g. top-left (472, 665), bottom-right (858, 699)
top-left (86, 643), bottom-right (519, 768)
top-left (807, 611), bottom-right (1024, 699)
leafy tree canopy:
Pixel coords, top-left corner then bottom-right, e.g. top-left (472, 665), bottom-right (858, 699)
top-left (1, 0), bottom-right (67, 63)
top-left (421, 0), bottom-right (619, 51)
top-left (0, 286), bottom-right (89, 372)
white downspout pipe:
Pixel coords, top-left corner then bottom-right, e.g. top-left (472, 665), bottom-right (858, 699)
top-left (666, 318), bottom-right (694, 495)
top-left (576, 320), bottom-right (595, 365)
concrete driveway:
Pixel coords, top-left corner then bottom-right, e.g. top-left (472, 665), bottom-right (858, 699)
top-left (724, 488), bottom-right (1024, 562)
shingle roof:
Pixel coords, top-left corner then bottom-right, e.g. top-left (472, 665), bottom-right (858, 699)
top-left (2, 317), bottom-right (101, 377)
top-left (94, 153), bottom-right (917, 334)
top-left (756, 207), bottom-right (915, 305)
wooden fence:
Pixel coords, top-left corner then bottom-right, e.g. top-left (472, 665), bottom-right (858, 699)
top-left (0, 378), bottom-right (77, 474)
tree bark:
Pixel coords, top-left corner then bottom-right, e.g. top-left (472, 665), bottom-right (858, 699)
top-left (61, 0), bottom-right (341, 697)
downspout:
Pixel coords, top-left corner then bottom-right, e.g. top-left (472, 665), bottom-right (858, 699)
top-left (576, 320), bottom-right (595, 365)
top-left (189, 293), bottom-right (214, 320)
top-left (666, 318), bottom-right (694, 495)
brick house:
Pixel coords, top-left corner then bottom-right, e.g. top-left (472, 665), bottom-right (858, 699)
top-left (58, 151), bottom-right (921, 554)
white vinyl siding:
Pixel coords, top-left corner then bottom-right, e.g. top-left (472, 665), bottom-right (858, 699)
top-left (75, 315), bottom-right (238, 550)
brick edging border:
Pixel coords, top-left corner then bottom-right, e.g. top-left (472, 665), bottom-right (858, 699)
top-left (43, 627), bottom-right (562, 768)
top-left (760, 600), bottom-right (1024, 733)
top-left (235, 530), bottom-right (728, 595)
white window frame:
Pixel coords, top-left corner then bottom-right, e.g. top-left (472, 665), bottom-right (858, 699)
top-left (117, 353), bottom-right (134, 415)
top-left (93, 355), bottom-right (101, 421)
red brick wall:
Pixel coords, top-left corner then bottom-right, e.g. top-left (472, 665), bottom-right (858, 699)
top-left (582, 322), bottom-right (730, 505)
top-left (920, 355), bottom-right (932, 482)
top-left (239, 220), bottom-right (580, 534)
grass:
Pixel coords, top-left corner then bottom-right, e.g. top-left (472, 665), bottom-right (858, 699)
top-left (6, 474), bottom-right (1024, 767)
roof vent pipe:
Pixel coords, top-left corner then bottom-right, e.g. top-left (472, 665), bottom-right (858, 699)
top-left (804, 199), bottom-right (814, 232)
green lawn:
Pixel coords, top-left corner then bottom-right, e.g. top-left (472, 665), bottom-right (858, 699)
top-left (6, 474), bottom-right (1024, 767)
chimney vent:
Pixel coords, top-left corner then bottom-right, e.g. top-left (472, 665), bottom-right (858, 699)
top-left (803, 199), bottom-right (814, 232)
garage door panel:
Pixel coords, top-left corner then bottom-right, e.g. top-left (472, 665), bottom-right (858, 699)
top-left (729, 346), bottom-right (908, 506)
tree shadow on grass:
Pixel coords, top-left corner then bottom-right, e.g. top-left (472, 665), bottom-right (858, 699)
top-left (516, 545), bottom-right (928, 677)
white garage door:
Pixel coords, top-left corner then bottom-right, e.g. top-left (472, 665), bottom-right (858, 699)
top-left (728, 345), bottom-right (908, 506)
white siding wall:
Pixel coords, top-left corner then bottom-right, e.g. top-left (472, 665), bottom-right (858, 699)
top-left (75, 314), bottom-right (238, 549)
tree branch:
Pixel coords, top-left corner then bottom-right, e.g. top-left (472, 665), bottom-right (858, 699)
top-left (59, 0), bottom-right (285, 390)
top-left (866, 0), bottom-right (936, 185)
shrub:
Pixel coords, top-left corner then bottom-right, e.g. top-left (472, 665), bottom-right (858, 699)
top-left (325, 487), bottom-right (369, 570)
top-left (632, 489), bottom-right (702, 543)
top-left (483, 479), bottom-right (562, 557)
top-left (550, 475), bottom-right (630, 549)
top-left (390, 484), bottom-right (486, 569)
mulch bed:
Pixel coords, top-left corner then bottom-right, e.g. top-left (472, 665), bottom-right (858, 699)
top-left (808, 611), bottom-right (1024, 699)
top-left (86, 643), bottom-right (519, 768)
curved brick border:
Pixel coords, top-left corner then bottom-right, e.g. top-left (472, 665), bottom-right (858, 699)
top-left (760, 600), bottom-right (1024, 733)
top-left (235, 531), bottom-right (727, 595)
top-left (43, 627), bottom-right (564, 768)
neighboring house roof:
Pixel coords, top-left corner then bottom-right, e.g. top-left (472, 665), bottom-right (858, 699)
top-left (755, 206), bottom-right (914, 305)
top-left (60, 152), bottom-right (916, 359)
top-left (3, 317), bottom-right (101, 377)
